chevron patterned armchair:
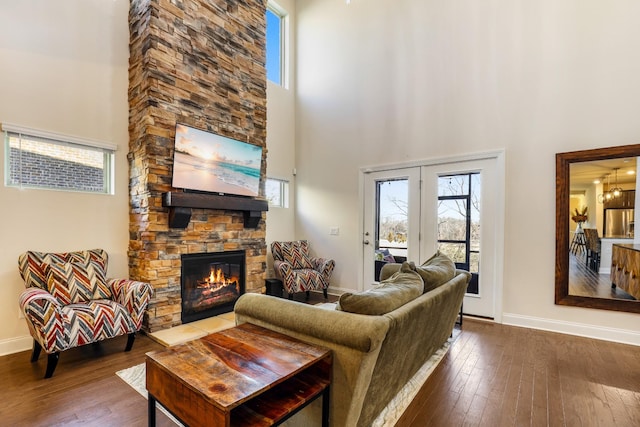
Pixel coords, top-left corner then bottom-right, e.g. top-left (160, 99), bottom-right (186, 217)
top-left (271, 240), bottom-right (335, 300)
top-left (18, 249), bottom-right (153, 378)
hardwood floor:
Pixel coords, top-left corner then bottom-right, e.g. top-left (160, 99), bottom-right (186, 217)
top-left (398, 319), bottom-right (640, 426)
top-left (2, 310), bottom-right (639, 426)
top-left (569, 250), bottom-right (635, 300)
top-left (0, 333), bottom-right (174, 426)
top-left (0, 291), bottom-right (338, 427)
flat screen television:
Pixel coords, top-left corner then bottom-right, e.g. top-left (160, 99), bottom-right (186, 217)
top-left (172, 124), bottom-right (263, 198)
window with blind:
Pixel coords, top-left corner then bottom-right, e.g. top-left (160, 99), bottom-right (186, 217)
top-left (3, 125), bottom-right (115, 194)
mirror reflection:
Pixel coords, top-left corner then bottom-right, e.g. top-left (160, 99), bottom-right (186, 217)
top-left (569, 157), bottom-right (638, 301)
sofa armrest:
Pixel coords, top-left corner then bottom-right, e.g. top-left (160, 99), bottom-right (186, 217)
top-left (108, 279), bottom-right (153, 330)
top-left (235, 293), bottom-right (391, 427)
top-left (19, 288), bottom-right (62, 324)
top-left (19, 288), bottom-right (66, 352)
top-left (273, 260), bottom-right (293, 279)
top-left (311, 257), bottom-right (335, 277)
top-left (455, 269), bottom-right (472, 281)
top-left (234, 293), bottom-right (389, 353)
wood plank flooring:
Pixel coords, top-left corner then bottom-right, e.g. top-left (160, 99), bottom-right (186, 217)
top-left (0, 292), bottom-right (337, 426)
top-left (569, 251), bottom-right (635, 300)
top-left (2, 311), bottom-right (639, 426)
top-left (0, 333), bottom-right (174, 427)
top-left (398, 319), bottom-right (640, 426)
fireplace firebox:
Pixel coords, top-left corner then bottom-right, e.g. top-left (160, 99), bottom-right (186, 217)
top-left (181, 250), bottom-right (245, 324)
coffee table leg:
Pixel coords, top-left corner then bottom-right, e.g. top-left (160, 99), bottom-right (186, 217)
top-left (148, 393), bottom-right (156, 427)
top-left (322, 385), bottom-right (330, 427)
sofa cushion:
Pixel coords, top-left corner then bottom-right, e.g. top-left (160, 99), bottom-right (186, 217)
top-left (67, 250), bottom-right (108, 276)
top-left (46, 261), bottom-right (110, 305)
top-left (18, 249), bottom-right (109, 291)
top-left (278, 241), bottom-right (314, 269)
top-left (416, 251), bottom-right (456, 293)
top-left (62, 300), bottom-right (137, 346)
top-left (338, 261), bottom-right (424, 315)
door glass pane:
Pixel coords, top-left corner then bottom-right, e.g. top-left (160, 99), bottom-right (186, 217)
top-left (376, 179), bottom-right (408, 260)
top-left (437, 199), bottom-right (468, 241)
top-left (439, 174), bottom-right (469, 196)
top-left (438, 242), bottom-right (467, 265)
top-left (437, 172), bottom-right (481, 295)
top-left (470, 252), bottom-right (480, 274)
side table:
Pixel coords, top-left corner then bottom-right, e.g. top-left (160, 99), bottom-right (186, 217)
top-left (146, 323), bottom-right (332, 427)
top-left (265, 278), bottom-right (284, 298)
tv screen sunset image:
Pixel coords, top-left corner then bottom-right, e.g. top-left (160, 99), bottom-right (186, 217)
top-left (172, 124), bottom-right (262, 197)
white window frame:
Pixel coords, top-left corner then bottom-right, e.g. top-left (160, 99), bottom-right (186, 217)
top-left (2, 123), bottom-right (117, 194)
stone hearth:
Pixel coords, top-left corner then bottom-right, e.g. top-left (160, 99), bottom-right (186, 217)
top-left (128, 0), bottom-right (267, 332)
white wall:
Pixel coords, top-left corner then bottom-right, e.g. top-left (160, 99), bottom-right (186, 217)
top-left (2, 0), bottom-right (639, 353)
top-left (265, 0), bottom-right (298, 277)
top-left (295, 0), bottom-right (640, 342)
top-left (0, 0), bottom-right (130, 354)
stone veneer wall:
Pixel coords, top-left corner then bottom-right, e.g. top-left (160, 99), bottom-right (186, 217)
top-left (128, 0), bottom-right (267, 332)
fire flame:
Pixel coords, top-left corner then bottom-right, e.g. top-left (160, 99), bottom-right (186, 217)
top-left (205, 267), bottom-right (233, 287)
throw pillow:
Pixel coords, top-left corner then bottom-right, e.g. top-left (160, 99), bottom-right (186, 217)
top-left (279, 241), bottom-right (314, 269)
top-left (46, 261), bottom-right (110, 305)
top-left (375, 249), bottom-right (396, 263)
top-left (416, 251), bottom-right (456, 293)
top-left (337, 261), bottom-right (424, 315)
top-left (67, 249), bottom-right (108, 275)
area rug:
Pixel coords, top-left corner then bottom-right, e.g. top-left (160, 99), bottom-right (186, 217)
top-left (117, 326), bottom-right (459, 426)
top-left (371, 332), bottom-right (456, 427)
top-left (116, 364), bottom-right (184, 426)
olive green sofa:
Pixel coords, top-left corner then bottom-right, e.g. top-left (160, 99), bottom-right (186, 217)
top-left (234, 261), bottom-right (470, 427)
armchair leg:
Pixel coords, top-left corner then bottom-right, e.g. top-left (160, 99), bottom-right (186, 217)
top-left (125, 333), bottom-right (136, 352)
top-left (30, 340), bottom-right (42, 363)
top-left (323, 288), bottom-right (328, 300)
top-left (44, 352), bottom-right (60, 379)
top-left (288, 293), bottom-right (293, 300)
top-left (306, 291), bottom-right (310, 301)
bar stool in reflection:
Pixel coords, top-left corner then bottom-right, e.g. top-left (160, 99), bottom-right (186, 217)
top-left (583, 228), bottom-right (601, 271)
top-left (570, 224), bottom-right (587, 255)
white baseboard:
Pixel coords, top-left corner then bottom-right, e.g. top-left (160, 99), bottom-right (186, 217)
top-left (326, 286), bottom-right (350, 295)
top-left (0, 335), bottom-right (33, 356)
top-left (502, 313), bottom-right (640, 346)
top-left (9, 314), bottom-right (635, 354)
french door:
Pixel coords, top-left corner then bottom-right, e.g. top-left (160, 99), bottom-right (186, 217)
top-left (421, 159), bottom-right (499, 318)
top-left (363, 156), bottom-right (502, 319)
top-left (362, 169), bottom-right (420, 289)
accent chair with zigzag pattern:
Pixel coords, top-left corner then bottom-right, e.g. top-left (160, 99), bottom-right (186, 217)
top-left (18, 249), bottom-right (153, 378)
top-left (271, 240), bottom-right (335, 300)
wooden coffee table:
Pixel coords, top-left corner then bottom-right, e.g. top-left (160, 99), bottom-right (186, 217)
top-left (146, 322), bottom-right (332, 426)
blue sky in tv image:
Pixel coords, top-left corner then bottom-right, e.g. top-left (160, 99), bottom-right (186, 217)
top-left (172, 124), bottom-right (262, 197)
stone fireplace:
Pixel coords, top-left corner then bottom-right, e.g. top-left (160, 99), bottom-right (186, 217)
top-left (127, 0), bottom-right (268, 332)
top-left (181, 250), bottom-right (245, 324)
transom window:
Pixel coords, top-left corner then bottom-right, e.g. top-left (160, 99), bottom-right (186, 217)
top-left (3, 124), bottom-right (115, 194)
top-left (266, 3), bottom-right (287, 87)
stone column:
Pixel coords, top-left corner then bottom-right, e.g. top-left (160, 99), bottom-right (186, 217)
top-left (128, 0), bottom-right (268, 332)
